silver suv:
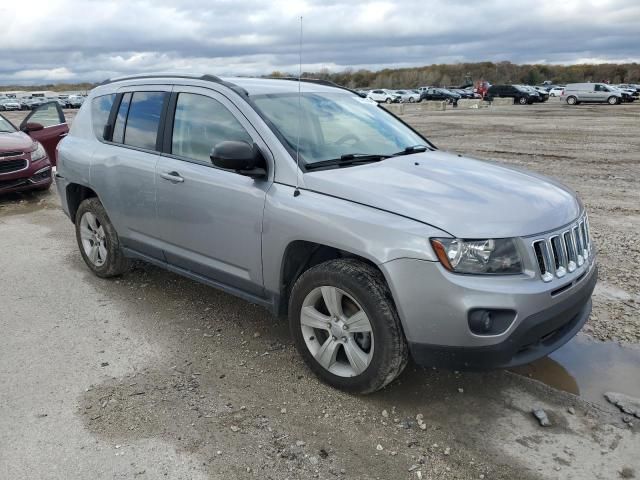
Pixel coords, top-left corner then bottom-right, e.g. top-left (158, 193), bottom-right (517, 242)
top-left (56, 74), bottom-right (597, 393)
top-left (563, 82), bottom-right (623, 105)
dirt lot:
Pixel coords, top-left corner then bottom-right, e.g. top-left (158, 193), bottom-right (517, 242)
top-left (1, 103), bottom-right (639, 480)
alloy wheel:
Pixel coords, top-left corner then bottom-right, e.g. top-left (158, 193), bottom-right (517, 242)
top-left (300, 286), bottom-right (374, 377)
top-left (79, 212), bottom-right (108, 267)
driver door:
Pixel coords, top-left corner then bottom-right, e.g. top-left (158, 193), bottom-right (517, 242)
top-left (154, 87), bottom-right (273, 297)
top-left (19, 102), bottom-right (68, 165)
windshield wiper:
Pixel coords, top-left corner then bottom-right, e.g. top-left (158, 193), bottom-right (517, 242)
top-left (391, 145), bottom-right (429, 157)
top-left (305, 153), bottom-right (390, 170)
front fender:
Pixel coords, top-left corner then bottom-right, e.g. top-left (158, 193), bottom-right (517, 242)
top-left (262, 183), bottom-right (447, 295)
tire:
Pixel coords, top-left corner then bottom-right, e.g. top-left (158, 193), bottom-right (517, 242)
top-left (607, 96), bottom-right (619, 105)
top-left (385, 98), bottom-right (392, 104)
top-left (289, 258), bottom-right (408, 394)
top-left (566, 96), bottom-right (578, 105)
top-left (518, 96), bottom-right (528, 105)
top-left (550, 93), bottom-right (556, 97)
top-left (408, 97), bottom-right (415, 103)
top-left (75, 197), bottom-right (129, 278)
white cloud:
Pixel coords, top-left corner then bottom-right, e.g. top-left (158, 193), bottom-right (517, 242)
top-left (0, 0), bottom-right (638, 84)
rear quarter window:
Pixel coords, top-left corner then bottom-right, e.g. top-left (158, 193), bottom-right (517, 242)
top-left (91, 94), bottom-right (116, 140)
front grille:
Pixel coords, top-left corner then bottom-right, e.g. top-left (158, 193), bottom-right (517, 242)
top-left (0, 151), bottom-right (24, 158)
top-left (532, 215), bottom-right (592, 282)
top-left (0, 178), bottom-right (29, 189)
top-left (0, 158), bottom-right (28, 174)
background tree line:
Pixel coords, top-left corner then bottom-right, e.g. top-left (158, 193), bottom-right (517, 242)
top-left (2, 62), bottom-right (639, 92)
top-left (270, 61), bottom-right (640, 88)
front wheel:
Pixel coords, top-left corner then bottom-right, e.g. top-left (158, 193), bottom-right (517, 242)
top-left (607, 96), bottom-right (619, 105)
top-left (385, 98), bottom-right (392, 104)
top-left (75, 198), bottom-right (129, 278)
top-left (518, 96), bottom-right (528, 105)
top-left (289, 259), bottom-right (408, 394)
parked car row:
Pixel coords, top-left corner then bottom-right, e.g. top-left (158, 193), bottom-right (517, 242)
top-left (0, 95), bottom-right (85, 111)
top-left (361, 86), bottom-right (480, 105)
top-left (358, 81), bottom-right (639, 107)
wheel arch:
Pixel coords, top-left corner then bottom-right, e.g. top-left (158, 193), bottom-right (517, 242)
top-left (276, 240), bottom-right (387, 316)
top-left (66, 183), bottom-right (99, 223)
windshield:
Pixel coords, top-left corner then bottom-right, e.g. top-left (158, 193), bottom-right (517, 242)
top-left (0, 115), bottom-right (17, 132)
top-left (252, 92), bottom-right (426, 165)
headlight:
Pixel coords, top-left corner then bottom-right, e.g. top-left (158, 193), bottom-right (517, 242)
top-left (431, 238), bottom-right (523, 274)
top-left (30, 142), bottom-right (47, 162)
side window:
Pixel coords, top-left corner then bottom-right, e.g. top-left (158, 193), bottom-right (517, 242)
top-left (112, 92), bottom-right (131, 144)
top-left (28, 102), bottom-right (63, 127)
top-left (123, 92), bottom-right (166, 150)
top-left (91, 94), bottom-right (116, 139)
top-left (171, 93), bottom-right (252, 163)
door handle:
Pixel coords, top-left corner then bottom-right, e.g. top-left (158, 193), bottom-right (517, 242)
top-left (160, 171), bottom-right (184, 183)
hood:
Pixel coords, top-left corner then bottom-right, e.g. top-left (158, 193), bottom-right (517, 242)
top-left (303, 150), bottom-right (581, 238)
top-left (0, 131), bottom-right (34, 153)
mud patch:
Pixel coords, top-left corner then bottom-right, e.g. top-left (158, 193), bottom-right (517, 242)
top-left (513, 334), bottom-right (640, 408)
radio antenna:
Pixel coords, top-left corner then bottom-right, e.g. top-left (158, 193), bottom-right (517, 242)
top-left (293, 15), bottom-right (303, 197)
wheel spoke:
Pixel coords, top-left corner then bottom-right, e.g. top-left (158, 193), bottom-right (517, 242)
top-left (80, 226), bottom-right (93, 241)
top-left (315, 336), bottom-right (339, 370)
top-left (301, 306), bottom-right (330, 330)
top-left (85, 213), bottom-right (98, 232)
top-left (89, 245), bottom-right (99, 264)
top-left (344, 311), bottom-right (371, 333)
top-left (98, 244), bottom-right (108, 262)
top-left (344, 339), bottom-right (369, 375)
top-left (321, 286), bottom-right (343, 317)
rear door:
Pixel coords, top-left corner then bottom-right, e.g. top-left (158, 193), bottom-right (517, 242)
top-left (154, 86), bottom-right (272, 296)
top-left (19, 102), bottom-right (68, 165)
top-left (90, 86), bottom-right (171, 259)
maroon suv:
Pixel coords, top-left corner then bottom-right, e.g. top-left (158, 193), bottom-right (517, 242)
top-left (0, 102), bottom-right (68, 195)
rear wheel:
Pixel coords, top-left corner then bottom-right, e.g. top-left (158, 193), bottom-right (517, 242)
top-left (607, 96), bottom-right (619, 105)
top-left (75, 198), bottom-right (129, 278)
top-left (566, 96), bottom-right (578, 105)
top-left (518, 96), bottom-right (528, 105)
top-left (289, 259), bottom-right (408, 394)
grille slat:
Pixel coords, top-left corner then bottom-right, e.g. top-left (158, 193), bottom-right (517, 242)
top-left (0, 151), bottom-right (25, 158)
top-left (0, 159), bottom-right (28, 174)
top-left (532, 215), bottom-right (591, 282)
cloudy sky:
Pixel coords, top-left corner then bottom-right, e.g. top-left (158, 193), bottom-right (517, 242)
top-left (1, 0), bottom-right (639, 85)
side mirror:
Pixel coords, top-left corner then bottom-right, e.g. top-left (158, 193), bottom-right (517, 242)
top-left (23, 122), bottom-right (44, 133)
top-left (210, 141), bottom-right (266, 178)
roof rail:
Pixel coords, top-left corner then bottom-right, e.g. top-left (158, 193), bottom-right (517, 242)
top-left (96, 72), bottom-right (223, 87)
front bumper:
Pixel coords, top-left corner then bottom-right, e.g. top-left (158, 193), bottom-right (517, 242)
top-left (381, 254), bottom-right (597, 370)
top-left (0, 160), bottom-right (52, 194)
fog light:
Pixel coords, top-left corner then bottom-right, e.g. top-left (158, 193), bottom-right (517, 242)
top-left (468, 309), bottom-right (516, 336)
top-left (469, 310), bottom-right (492, 334)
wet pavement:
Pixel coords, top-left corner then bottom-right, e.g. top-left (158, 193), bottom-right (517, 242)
top-left (513, 334), bottom-right (640, 408)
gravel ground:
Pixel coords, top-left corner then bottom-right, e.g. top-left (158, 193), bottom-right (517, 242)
top-left (1, 103), bottom-right (639, 480)
top-left (399, 99), bottom-right (640, 344)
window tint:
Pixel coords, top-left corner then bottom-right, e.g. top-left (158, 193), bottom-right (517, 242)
top-left (171, 93), bottom-right (252, 163)
top-left (91, 94), bottom-right (116, 139)
top-left (123, 92), bottom-right (165, 150)
top-left (112, 92), bottom-right (131, 143)
top-left (28, 102), bottom-right (63, 127)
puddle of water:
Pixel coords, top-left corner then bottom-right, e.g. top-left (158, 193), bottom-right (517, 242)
top-left (512, 334), bottom-right (640, 407)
